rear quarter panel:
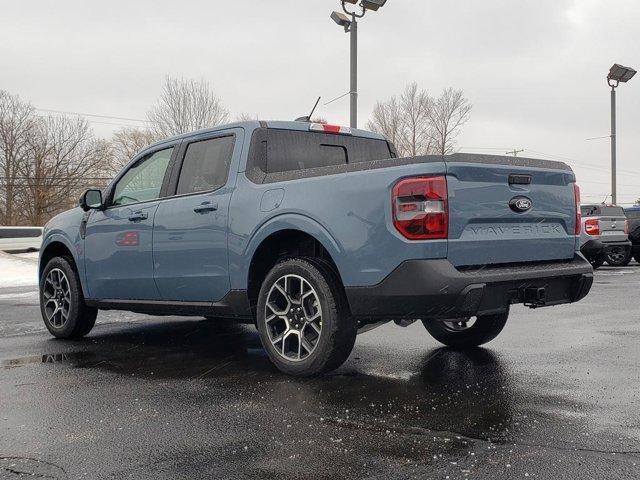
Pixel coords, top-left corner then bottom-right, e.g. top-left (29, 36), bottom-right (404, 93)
top-left (229, 160), bottom-right (447, 289)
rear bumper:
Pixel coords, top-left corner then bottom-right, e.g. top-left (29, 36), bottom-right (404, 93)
top-left (345, 254), bottom-right (593, 321)
top-left (602, 240), bottom-right (632, 252)
top-left (581, 239), bottom-right (631, 258)
top-left (580, 239), bottom-right (605, 258)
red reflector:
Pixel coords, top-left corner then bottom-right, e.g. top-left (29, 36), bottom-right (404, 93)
top-left (392, 176), bottom-right (448, 240)
top-left (574, 184), bottom-right (581, 235)
top-left (116, 231), bottom-right (139, 247)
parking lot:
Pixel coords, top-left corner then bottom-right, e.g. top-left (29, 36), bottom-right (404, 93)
top-left (1, 263), bottom-right (639, 479)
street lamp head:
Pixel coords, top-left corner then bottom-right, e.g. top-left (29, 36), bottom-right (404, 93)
top-left (331, 11), bottom-right (352, 29)
top-left (608, 64), bottom-right (636, 83)
top-left (361, 0), bottom-right (387, 11)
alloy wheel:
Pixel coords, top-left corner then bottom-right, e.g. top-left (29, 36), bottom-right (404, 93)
top-left (43, 268), bottom-right (71, 328)
top-left (441, 317), bottom-right (476, 332)
top-left (608, 247), bottom-right (626, 263)
top-left (264, 274), bottom-right (323, 362)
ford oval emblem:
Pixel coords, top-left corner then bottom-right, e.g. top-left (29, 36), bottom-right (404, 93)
top-left (509, 196), bottom-right (532, 213)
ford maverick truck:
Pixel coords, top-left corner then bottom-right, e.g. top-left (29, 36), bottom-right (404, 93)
top-left (39, 121), bottom-right (593, 376)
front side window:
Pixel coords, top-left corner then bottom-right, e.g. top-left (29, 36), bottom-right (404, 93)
top-left (112, 147), bottom-right (173, 206)
top-left (176, 135), bottom-right (235, 195)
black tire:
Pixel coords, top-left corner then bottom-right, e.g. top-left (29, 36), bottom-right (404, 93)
top-left (256, 257), bottom-right (356, 377)
top-left (40, 256), bottom-right (98, 339)
top-left (605, 246), bottom-right (632, 267)
top-left (589, 254), bottom-right (606, 270)
top-left (422, 311), bottom-right (509, 349)
top-left (635, 254), bottom-right (640, 265)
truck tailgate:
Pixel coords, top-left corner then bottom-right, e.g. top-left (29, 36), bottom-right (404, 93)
top-left (445, 155), bottom-right (577, 267)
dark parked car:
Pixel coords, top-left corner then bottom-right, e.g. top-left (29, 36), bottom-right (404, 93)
top-left (624, 206), bottom-right (640, 264)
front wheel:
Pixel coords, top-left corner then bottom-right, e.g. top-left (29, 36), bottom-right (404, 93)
top-left (256, 258), bottom-right (356, 377)
top-left (40, 256), bottom-right (98, 339)
top-left (422, 311), bottom-right (509, 348)
top-left (605, 246), bottom-right (632, 267)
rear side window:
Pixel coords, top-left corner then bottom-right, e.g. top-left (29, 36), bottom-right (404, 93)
top-left (582, 205), bottom-right (626, 217)
top-left (264, 130), bottom-right (392, 173)
top-left (176, 135), bottom-right (235, 195)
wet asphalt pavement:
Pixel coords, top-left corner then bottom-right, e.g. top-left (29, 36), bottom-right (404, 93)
top-left (1, 265), bottom-right (640, 479)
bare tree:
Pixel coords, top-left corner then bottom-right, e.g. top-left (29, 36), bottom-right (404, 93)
top-left (148, 76), bottom-right (229, 138)
top-left (235, 113), bottom-right (259, 122)
top-left (429, 88), bottom-right (472, 155)
top-left (367, 84), bottom-right (472, 157)
top-left (366, 83), bottom-right (433, 157)
top-left (17, 116), bottom-right (110, 225)
top-left (108, 127), bottom-right (158, 175)
top-left (367, 96), bottom-right (403, 150)
top-left (398, 83), bottom-right (433, 156)
top-left (0, 91), bottom-right (35, 224)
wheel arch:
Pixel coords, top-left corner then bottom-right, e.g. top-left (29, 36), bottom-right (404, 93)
top-left (39, 236), bottom-right (88, 296)
top-left (243, 218), bottom-right (346, 315)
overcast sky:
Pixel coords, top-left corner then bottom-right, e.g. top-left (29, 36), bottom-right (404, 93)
top-left (1, 0), bottom-right (639, 203)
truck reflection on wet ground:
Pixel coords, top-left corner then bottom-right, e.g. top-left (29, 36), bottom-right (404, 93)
top-left (3, 320), bottom-right (516, 443)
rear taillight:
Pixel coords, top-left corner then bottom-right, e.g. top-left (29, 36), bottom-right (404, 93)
top-left (392, 176), bottom-right (448, 240)
top-left (574, 184), bottom-right (581, 235)
top-left (585, 218), bottom-right (600, 236)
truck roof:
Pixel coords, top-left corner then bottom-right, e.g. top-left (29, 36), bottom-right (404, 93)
top-left (145, 120), bottom-right (387, 152)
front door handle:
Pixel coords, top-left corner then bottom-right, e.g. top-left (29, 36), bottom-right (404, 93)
top-left (128, 211), bottom-right (148, 222)
top-left (194, 201), bottom-right (218, 214)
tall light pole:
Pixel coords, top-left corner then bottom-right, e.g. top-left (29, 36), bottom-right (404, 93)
top-left (606, 63), bottom-right (636, 205)
top-left (331, 0), bottom-right (388, 128)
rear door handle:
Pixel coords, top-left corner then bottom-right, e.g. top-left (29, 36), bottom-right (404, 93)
top-left (194, 202), bottom-right (218, 214)
top-left (128, 211), bottom-right (148, 222)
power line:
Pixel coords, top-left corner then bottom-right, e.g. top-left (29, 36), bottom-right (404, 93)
top-left (33, 113), bottom-right (150, 129)
top-left (35, 108), bottom-right (150, 123)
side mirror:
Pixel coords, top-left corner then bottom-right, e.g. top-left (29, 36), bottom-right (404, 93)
top-left (79, 189), bottom-right (103, 211)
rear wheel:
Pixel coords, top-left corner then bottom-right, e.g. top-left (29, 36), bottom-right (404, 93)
top-left (40, 256), bottom-right (97, 339)
top-left (422, 311), bottom-right (509, 348)
top-left (256, 257), bottom-right (356, 377)
top-left (605, 246), bottom-right (632, 267)
top-left (635, 254), bottom-right (640, 265)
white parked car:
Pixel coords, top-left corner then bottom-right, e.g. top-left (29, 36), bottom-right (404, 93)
top-left (0, 227), bottom-right (43, 252)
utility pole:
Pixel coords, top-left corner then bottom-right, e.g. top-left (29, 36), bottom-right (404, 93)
top-left (331, 1), bottom-right (388, 129)
top-left (505, 149), bottom-right (524, 157)
top-left (610, 84), bottom-right (616, 204)
top-left (606, 64), bottom-right (636, 205)
top-left (349, 13), bottom-right (358, 129)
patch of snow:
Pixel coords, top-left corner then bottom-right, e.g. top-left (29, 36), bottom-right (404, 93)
top-left (14, 251), bottom-right (40, 260)
top-left (0, 252), bottom-right (38, 287)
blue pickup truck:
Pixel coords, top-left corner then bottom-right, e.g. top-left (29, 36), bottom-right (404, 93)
top-left (39, 121), bottom-right (593, 376)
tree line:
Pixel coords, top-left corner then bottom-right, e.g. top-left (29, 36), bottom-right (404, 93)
top-left (0, 77), bottom-right (472, 226)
